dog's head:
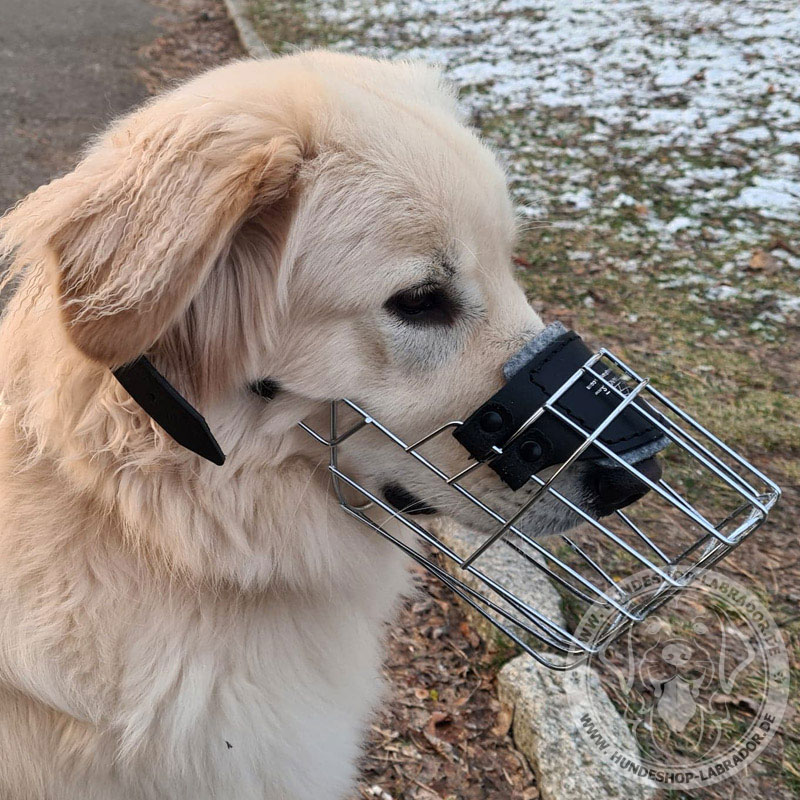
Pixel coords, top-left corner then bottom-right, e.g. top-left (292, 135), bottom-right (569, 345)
top-left (0, 51), bottom-right (656, 540)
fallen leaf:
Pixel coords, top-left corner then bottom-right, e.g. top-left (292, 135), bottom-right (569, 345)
top-left (425, 711), bottom-right (451, 738)
top-left (748, 249), bottom-right (774, 271)
top-left (491, 702), bottom-right (514, 738)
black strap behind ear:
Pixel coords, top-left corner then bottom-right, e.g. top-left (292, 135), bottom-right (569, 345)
top-left (112, 356), bottom-right (226, 466)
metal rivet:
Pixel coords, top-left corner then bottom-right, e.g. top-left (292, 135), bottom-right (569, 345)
top-left (479, 410), bottom-right (505, 433)
top-left (519, 440), bottom-right (543, 463)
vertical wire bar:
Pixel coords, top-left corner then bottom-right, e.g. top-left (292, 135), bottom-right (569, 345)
top-left (599, 350), bottom-right (780, 502)
top-left (461, 376), bottom-right (652, 568)
top-left (503, 352), bottom-right (605, 449)
top-left (655, 477), bottom-right (702, 518)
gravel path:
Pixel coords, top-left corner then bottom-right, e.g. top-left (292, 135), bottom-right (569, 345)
top-left (0, 0), bottom-right (154, 213)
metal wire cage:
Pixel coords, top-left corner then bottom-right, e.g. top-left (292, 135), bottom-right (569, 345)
top-left (299, 348), bottom-right (781, 670)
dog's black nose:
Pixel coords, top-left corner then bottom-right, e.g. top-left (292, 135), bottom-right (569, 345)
top-left (585, 456), bottom-right (662, 517)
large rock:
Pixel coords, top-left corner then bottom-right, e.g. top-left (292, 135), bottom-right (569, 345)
top-left (431, 518), bottom-right (656, 800)
top-left (498, 657), bottom-right (655, 800)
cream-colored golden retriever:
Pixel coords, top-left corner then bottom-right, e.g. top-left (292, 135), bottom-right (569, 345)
top-left (0, 52), bottom-right (641, 799)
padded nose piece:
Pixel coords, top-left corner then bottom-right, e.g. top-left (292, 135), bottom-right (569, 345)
top-left (588, 456), bottom-right (663, 517)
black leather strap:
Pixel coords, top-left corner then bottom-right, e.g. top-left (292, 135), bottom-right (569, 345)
top-left (112, 356), bottom-right (226, 466)
top-left (453, 330), bottom-right (665, 490)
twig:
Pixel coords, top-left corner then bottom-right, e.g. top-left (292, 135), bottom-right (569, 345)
top-left (411, 777), bottom-right (443, 798)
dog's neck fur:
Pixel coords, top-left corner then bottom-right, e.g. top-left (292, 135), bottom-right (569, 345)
top-left (0, 285), bottom-right (410, 795)
top-left (0, 284), bottom-right (369, 589)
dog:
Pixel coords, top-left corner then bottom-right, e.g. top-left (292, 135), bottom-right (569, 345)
top-left (0, 51), bottom-right (652, 799)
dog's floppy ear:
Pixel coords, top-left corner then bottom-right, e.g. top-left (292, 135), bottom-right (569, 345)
top-left (2, 103), bottom-right (304, 366)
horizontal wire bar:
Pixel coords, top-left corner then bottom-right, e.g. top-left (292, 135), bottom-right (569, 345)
top-left (329, 466), bottom-right (598, 650)
top-left (500, 537), bottom-right (618, 607)
top-left (513, 475), bottom-right (684, 589)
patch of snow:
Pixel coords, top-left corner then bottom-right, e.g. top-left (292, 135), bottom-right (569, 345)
top-left (666, 216), bottom-right (694, 234)
top-left (777, 295), bottom-right (800, 315)
top-left (734, 178), bottom-right (800, 220)
top-left (559, 188), bottom-right (593, 210)
top-left (772, 250), bottom-right (800, 270)
top-left (654, 62), bottom-right (699, 88)
top-left (775, 153), bottom-right (800, 169)
top-left (659, 274), bottom-right (714, 289)
top-left (689, 167), bottom-right (740, 183)
top-left (706, 285), bottom-right (740, 301)
top-left (732, 126), bottom-right (772, 143)
top-left (612, 193), bottom-right (637, 208)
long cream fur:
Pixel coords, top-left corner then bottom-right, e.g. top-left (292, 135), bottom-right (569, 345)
top-left (0, 51), bottom-right (564, 799)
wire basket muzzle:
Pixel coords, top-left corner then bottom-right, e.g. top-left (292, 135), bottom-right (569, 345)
top-left (299, 331), bottom-right (780, 670)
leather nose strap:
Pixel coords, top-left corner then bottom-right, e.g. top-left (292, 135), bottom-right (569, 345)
top-left (453, 329), bottom-right (668, 491)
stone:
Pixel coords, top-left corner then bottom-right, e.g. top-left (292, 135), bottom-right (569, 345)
top-left (431, 518), bottom-right (656, 800)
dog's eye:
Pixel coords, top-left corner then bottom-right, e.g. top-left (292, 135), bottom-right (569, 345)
top-left (385, 286), bottom-right (454, 325)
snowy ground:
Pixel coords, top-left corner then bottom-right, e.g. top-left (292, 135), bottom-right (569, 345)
top-left (253, 0), bottom-right (800, 338)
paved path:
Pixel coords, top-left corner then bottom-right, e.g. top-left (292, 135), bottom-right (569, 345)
top-left (0, 0), bottom-right (155, 213)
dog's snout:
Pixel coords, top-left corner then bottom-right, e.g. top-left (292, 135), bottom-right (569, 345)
top-left (585, 456), bottom-right (662, 517)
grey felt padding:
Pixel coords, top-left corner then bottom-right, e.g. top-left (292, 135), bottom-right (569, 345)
top-left (503, 322), bottom-right (568, 380)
